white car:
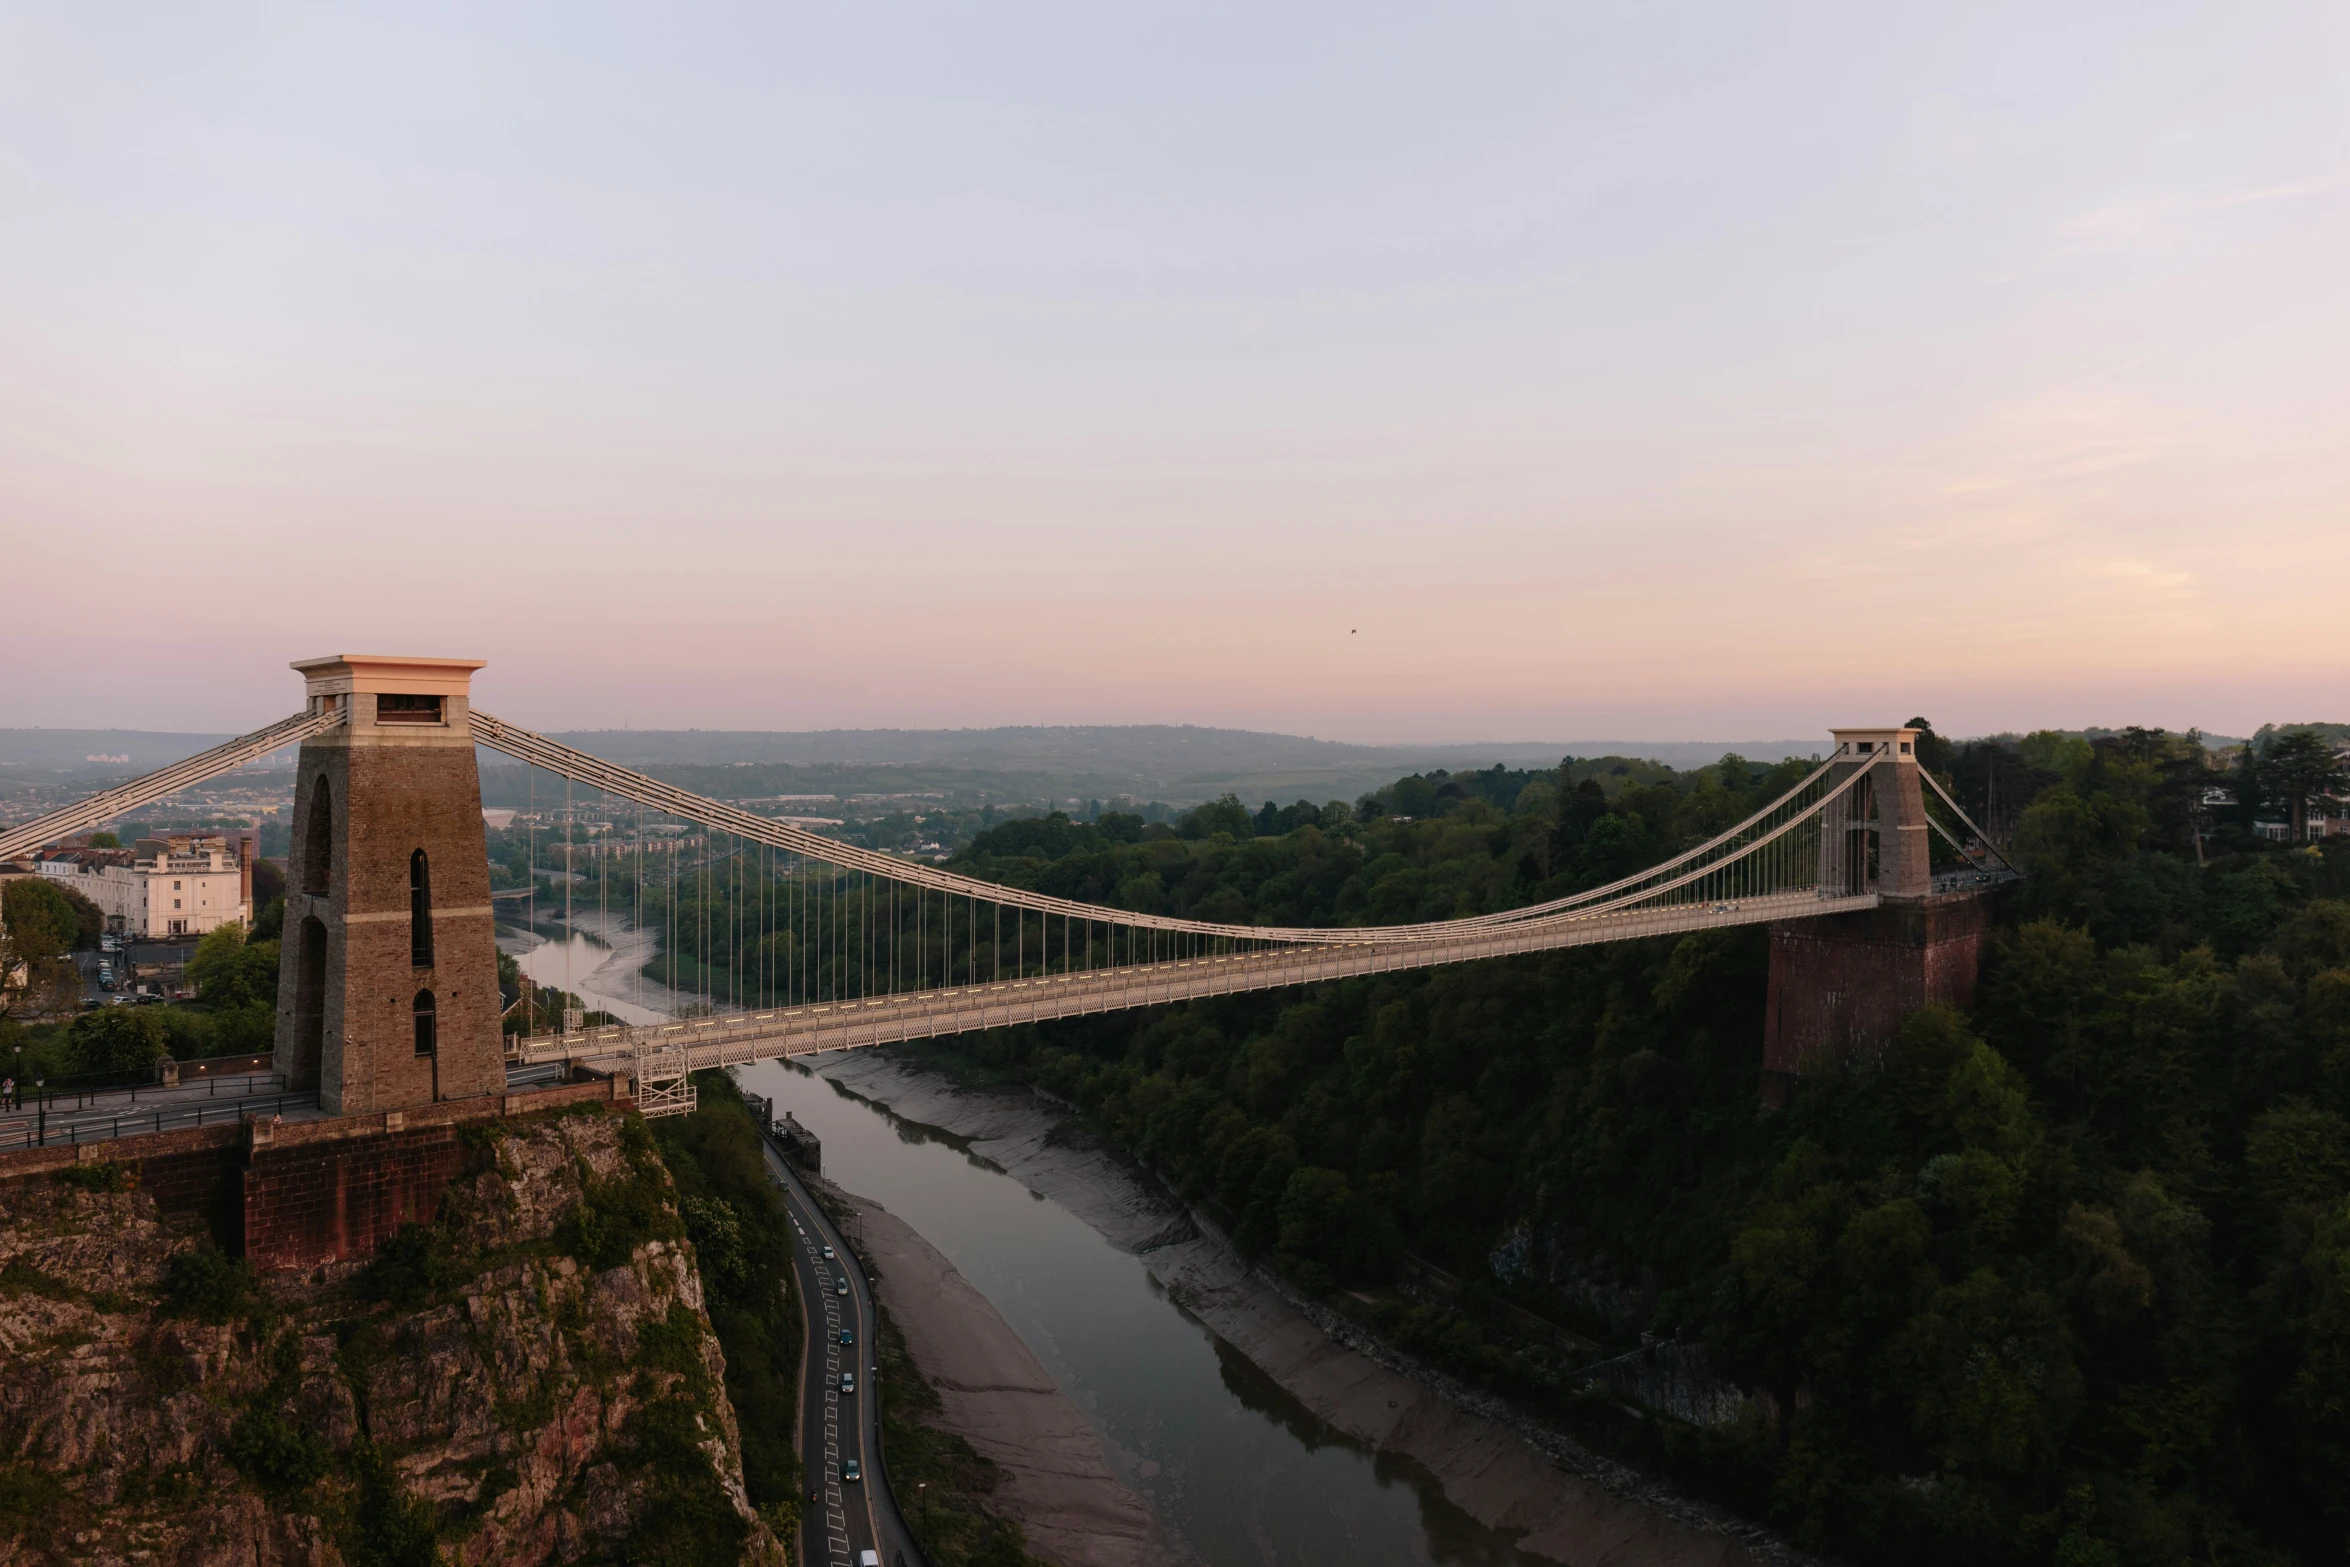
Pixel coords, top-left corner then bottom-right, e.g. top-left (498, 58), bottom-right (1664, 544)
top-left (836, 1278), bottom-right (849, 1297)
top-left (821, 1244), bottom-right (834, 1260)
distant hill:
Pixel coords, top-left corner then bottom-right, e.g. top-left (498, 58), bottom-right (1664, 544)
top-left (509, 726), bottom-right (1830, 808)
top-left (0, 722), bottom-right (1828, 812)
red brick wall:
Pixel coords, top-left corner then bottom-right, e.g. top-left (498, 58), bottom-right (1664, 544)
top-left (238, 1124), bottom-right (471, 1271)
top-left (1762, 891), bottom-right (1998, 1083)
top-left (0, 1077), bottom-right (630, 1269)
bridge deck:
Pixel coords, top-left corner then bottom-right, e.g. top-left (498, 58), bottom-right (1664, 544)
top-left (524, 887), bottom-right (1883, 1075)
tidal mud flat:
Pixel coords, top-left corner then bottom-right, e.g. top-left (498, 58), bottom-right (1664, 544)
top-left (837, 1190), bottom-right (1160, 1567)
top-left (806, 1050), bottom-right (1793, 1567)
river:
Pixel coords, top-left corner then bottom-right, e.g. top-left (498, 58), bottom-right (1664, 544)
top-left (508, 916), bottom-right (1672, 1565)
top-left (736, 1055), bottom-right (1558, 1567)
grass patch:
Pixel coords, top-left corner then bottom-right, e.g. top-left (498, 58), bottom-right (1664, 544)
top-left (51, 1160), bottom-right (136, 1193)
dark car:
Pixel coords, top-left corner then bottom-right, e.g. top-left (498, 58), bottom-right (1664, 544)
top-left (842, 1457), bottom-right (861, 1483)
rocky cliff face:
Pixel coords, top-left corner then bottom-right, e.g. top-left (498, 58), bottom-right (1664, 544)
top-left (0, 1109), bottom-right (786, 1566)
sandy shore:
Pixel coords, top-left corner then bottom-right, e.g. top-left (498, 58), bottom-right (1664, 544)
top-left (812, 1050), bottom-right (1784, 1567)
top-left (835, 1192), bottom-right (1157, 1567)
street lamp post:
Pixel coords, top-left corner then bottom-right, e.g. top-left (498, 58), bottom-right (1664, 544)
top-left (34, 1080), bottom-right (45, 1145)
top-left (918, 1481), bottom-right (928, 1528)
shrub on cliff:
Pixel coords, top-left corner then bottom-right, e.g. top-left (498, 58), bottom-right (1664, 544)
top-left (650, 1071), bottom-right (803, 1515)
top-left (226, 1406), bottom-right (327, 1495)
top-left (158, 1244), bottom-right (256, 1323)
top-left (342, 1440), bottom-right (440, 1567)
top-left (366, 1220), bottom-right (475, 1310)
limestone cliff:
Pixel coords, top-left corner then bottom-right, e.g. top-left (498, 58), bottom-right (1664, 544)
top-left (0, 1108), bottom-right (786, 1566)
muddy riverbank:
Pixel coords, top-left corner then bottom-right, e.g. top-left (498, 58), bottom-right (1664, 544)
top-left (791, 1050), bottom-right (1788, 1567)
top-left (835, 1192), bottom-right (1159, 1566)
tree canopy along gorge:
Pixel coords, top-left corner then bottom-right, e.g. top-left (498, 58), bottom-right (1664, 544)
top-left (848, 726), bottom-right (2347, 1567)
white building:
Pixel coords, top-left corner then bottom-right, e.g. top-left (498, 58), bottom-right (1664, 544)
top-left (42, 832), bottom-right (255, 939)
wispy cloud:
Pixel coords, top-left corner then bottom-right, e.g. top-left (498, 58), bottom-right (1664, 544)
top-left (2218, 182), bottom-right (2326, 206)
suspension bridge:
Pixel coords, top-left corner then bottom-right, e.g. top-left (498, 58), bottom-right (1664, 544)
top-left (0, 656), bottom-right (2014, 1132)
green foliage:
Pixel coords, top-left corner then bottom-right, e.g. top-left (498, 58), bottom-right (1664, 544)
top-left (65, 1006), bottom-right (170, 1076)
top-left (0, 1461), bottom-right (69, 1554)
top-left (366, 1221), bottom-right (476, 1310)
top-left (188, 920), bottom-right (281, 1008)
top-left (157, 1245), bottom-right (257, 1323)
top-left (873, 1300), bottom-right (1047, 1566)
top-left (2, 878), bottom-right (105, 954)
top-left (226, 1404), bottom-right (328, 1494)
top-left (52, 1160), bottom-right (135, 1193)
top-left (649, 1071), bottom-right (802, 1510)
top-left (555, 1125), bottom-right (684, 1271)
top-left (341, 1441), bottom-right (441, 1567)
top-left (616, 1392), bottom-right (749, 1567)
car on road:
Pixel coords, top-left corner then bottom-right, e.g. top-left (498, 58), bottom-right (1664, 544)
top-left (840, 1372), bottom-right (855, 1393)
top-left (860, 1551), bottom-right (881, 1567)
top-left (821, 1244), bottom-right (834, 1260)
top-left (842, 1457), bottom-right (861, 1483)
top-left (836, 1278), bottom-right (849, 1296)
top-left (838, 1327), bottom-right (854, 1346)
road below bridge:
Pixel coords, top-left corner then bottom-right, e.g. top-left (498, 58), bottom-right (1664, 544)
top-left (764, 1136), bottom-right (920, 1567)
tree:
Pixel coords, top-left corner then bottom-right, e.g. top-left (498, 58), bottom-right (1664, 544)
top-left (1, 880), bottom-right (81, 1020)
top-left (65, 1006), bottom-right (170, 1076)
top-left (2260, 729), bottom-right (2348, 843)
top-left (1903, 716), bottom-right (1955, 778)
top-left (188, 920), bottom-right (279, 1009)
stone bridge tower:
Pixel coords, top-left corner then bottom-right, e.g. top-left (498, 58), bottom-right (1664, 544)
top-left (1761, 727), bottom-right (1997, 1099)
top-left (275, 655), bottom-right (506, 1115)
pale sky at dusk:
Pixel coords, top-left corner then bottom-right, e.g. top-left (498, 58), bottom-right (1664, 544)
top-left (3, 4), bottom-right (2344, 743)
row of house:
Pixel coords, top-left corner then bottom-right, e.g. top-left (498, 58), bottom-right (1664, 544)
top-left (7, 830), bottom-right (256, 939)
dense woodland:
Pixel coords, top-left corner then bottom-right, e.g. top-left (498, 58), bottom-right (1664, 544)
top-left (900, 727), bottom-right (2350, 1567)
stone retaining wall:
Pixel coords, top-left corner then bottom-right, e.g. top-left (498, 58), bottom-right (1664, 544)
top-left (0, 1075), bottom-right (632, 1269)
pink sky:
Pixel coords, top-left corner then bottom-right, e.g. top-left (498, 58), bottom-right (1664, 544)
top-left (3, 4), bottom-right (2344, 742)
